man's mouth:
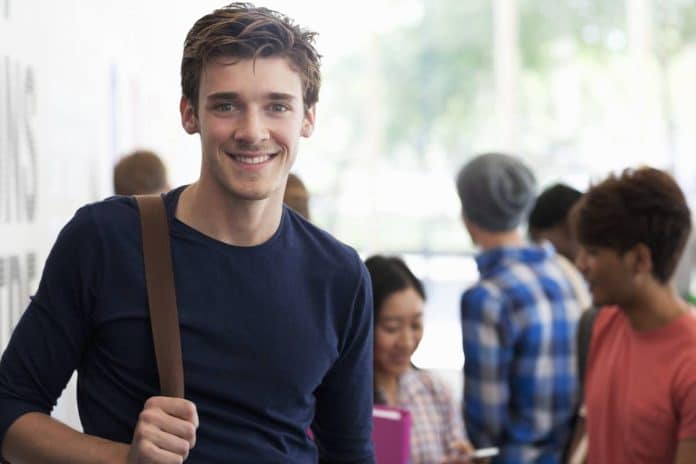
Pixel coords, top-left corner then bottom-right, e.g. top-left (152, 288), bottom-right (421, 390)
top-left (226, 152), bottom-right (278, 165)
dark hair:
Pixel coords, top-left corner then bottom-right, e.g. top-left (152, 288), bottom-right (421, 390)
top-left (364, 255), bottom-right (425, 321)
top-left (113, 149), bottom-right (168, 196)
top-left (181, 2), bottom-right (321, 114)
top-left (529, 183), bottom-right (582, 230)
top-left (575, 167), bottom-right (691, 283)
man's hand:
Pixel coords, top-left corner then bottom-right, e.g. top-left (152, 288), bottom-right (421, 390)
top-left (127, 396), bottom-right (199, 463)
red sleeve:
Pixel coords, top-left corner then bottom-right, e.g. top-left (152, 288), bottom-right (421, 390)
top-left (676, 356), bottom-right (696, 440)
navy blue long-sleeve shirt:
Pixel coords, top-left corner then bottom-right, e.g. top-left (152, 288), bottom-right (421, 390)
top-left (0, 187), bottom-right (375, 463)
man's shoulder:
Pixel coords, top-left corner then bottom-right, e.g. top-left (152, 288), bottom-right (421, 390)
top-left (85, 194), bottom-right (139, 221)
top-left (80, 195), bottom-right (141, 237)
top-left (284, 207), bottom-right (363, 274)
top-left (59, 195), bottom-right (138, 240)
top-left (462, 280), bottom-right (503, 302)
top-left (465, 259), bottom-right (536, 301)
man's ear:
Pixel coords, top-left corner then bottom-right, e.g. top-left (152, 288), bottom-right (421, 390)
top-left (180, 96), bottom-right (199, 134)
top-left (631, 243), bottom-right (653, 276)
top-left (301, 105), bottom-right (316, 138)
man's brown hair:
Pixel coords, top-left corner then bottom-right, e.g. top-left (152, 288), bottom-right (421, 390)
top-left (181, 2), bottom-right (321, 114)
top-left (113, 150), bottom-right (169, 196)
top-left (575, 167), bottom-right (691, 283)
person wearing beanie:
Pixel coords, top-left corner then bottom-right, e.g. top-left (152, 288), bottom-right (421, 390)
top-left (455, 153), bottom-right (583, 464)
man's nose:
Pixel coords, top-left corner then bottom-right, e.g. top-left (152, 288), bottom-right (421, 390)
top-left (234, 109), bottom-right (269, 144)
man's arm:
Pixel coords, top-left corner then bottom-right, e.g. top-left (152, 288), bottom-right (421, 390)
top-left (674, 439), bottom-right (696, 464)
top-left (3, 396), bottom-right (198, 464)
top-left (312, 260), bottom-right (375, 464)
top-left (0, 207), bottom-right (197, 463)
top-left (0, 207), bottom-right (102, 461)
top-left (461, 287), bottom-right (512, 448)
top-left (2, 413), bottom-right (129, 464)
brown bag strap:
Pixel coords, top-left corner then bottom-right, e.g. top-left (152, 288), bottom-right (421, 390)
top-left (135, 195), bottom-right (184, 398)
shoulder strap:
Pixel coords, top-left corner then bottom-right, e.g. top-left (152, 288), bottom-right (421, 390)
top-left (135, 195), bottom-right (184, 398)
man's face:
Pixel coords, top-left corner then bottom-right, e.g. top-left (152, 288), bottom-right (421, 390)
top-left (575, 244), bottom-right (637, 307)
top-left (181, 56), bottom-right (315, 202)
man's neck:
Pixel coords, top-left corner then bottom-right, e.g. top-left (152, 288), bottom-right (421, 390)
top-left (622, 282), bottom-right (689, 331)
top-left (175, 181), bottom-right (284, 247)
top-left (477, 229), bottom-right (525, 251)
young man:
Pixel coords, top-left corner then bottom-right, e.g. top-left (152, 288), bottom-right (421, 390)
top-left (456, 153), bottom-right (582, 463)
top-left (575, 167), bottom-right (696, 463)
top-left (528, 183), bottom-right (583, 263)
top-left (0, 4), bottom-right (375, 463)
top-left (528, 183), bottom-right (591, 310)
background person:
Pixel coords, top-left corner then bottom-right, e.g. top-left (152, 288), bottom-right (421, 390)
top-left (365, 255), bottom-right (483, 464)
top-left (575, 167), bottom-right (696, 463)
top-left (456, 153), bottom-right (582, 463)
top-left (528, 183), bottom-right (582, 262)
top-left (528, 183), bottom-right (591, 310)
top-left (113, 149), bottom-right (170, 196)
top-left (283, 172), bottom-right (311, 220)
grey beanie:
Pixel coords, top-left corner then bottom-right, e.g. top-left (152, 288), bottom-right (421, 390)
top-left (456, 153), bottom-right (537, 231)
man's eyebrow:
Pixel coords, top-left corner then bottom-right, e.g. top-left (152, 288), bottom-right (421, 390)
top-left (268, 92), bottom-right (298, 101)
top-left (206, 92), bottom-right (240, 101)
top-left (205, 92), bottom-right (299, 102)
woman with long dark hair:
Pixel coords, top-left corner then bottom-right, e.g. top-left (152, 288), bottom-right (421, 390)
top-left (365, 255), bottom-right (481, 464)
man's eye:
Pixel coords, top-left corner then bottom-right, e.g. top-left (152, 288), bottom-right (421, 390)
top-left (214, 103), bottom-right (234, 112)
top-left (270, 103), bottom-right (289, 112)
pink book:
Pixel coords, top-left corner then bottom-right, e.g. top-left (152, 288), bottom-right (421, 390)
top-left (372, 405), bottom-right (412, 464)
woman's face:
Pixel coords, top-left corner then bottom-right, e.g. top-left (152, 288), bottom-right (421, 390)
top-left (374, 287), bottom-right (424, 378)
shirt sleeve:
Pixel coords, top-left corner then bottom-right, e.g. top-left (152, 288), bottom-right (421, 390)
top-left (0, 206), bottom-right (101, 450)
top-left (675, 355), bottom-right (696, 441)
top-left (312, 258), bottom-right (375, 464)
top-left (460, 285), bottom-right (513, 448)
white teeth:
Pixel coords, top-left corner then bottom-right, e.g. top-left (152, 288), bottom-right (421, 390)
top-left (232, 154), bottom-right (272, 164)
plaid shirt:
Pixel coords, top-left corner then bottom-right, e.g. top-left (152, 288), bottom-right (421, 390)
top-left (388, 369), bottom-right (467, 464)
top-left (461, 244), bottom-right (581, 463)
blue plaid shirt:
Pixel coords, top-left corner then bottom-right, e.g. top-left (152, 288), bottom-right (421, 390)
top-left (461, 244), bottom-right (581, 464)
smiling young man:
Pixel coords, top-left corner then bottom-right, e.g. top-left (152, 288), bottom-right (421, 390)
top-left (575, 167), bottom-right (696, 464)
top-left (0, 4), bottom-right (374, 463)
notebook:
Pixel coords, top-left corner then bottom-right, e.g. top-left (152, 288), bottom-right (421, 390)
top-left (372, 405), bottom-right (412, 464)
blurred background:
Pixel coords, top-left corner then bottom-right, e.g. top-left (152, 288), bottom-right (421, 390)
top-left (2, 0), bottom-right (696, 428)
